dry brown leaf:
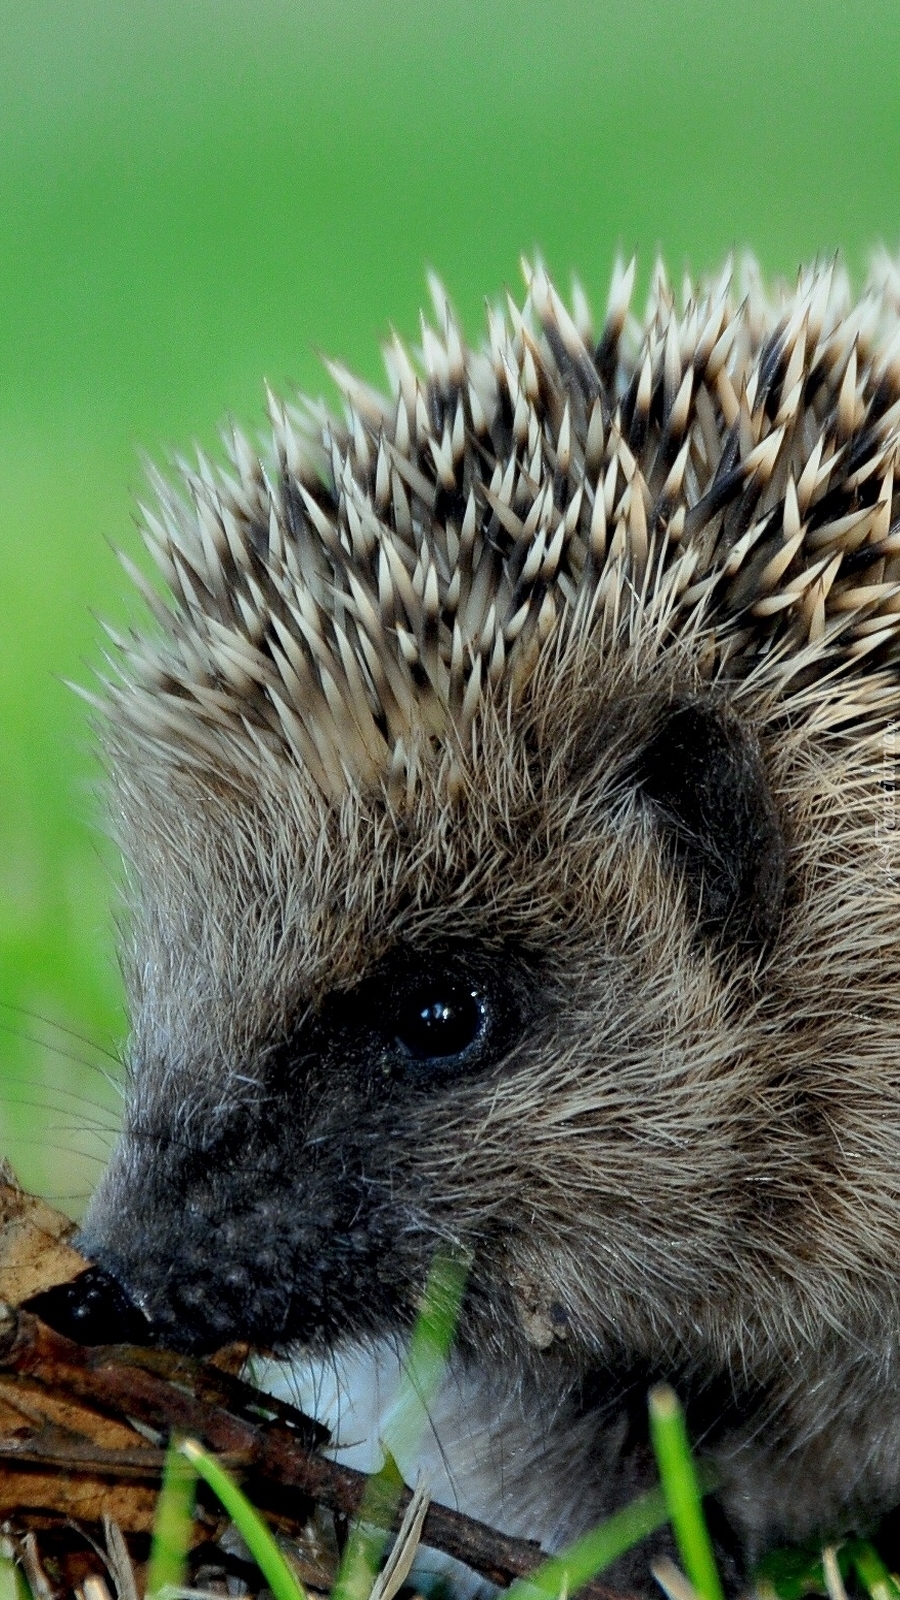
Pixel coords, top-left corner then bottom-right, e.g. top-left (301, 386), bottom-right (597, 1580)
top-left (0, 1171), bottom-right (170, 1532)
top-left (0, 1373), bottom-right (160, 1528)
top-left (0, 1165), bottom-right (87, 1305)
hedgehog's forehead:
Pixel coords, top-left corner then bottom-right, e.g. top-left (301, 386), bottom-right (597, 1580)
top-left (114, 716), bottom-right (574, 1006)
top-left (112, 253), bottom-right (900, 804)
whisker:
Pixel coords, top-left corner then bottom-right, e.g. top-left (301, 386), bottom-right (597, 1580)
top-left (0, 1002), bottom-right (122, 1065)
top-left (0, 1022), bottom-right (123, 1092)
top-left (4, 1128), bottom-right (115, 1154)
top-left (0, 1074), bottom-right (121, 1116)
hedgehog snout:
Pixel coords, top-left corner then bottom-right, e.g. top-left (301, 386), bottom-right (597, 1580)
top-left (24, 1263), bottom-right (157, 1348)
top-left (71, 1136), bottom-right (359, 1354)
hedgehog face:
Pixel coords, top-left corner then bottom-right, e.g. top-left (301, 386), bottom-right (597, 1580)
top-left (77, 660), bottom-right (790, 1358)
top-left (63, 256), bottom-right (900, 1559)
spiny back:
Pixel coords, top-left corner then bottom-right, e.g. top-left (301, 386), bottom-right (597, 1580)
top-left (107, 255), bottom-right (900, 799)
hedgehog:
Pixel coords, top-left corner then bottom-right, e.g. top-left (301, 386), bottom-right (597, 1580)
top-left (56, 252), bottom-right (900, 1590)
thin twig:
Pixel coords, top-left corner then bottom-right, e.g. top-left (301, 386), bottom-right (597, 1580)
top-left (0, 1305), bottom-right (634, 1600)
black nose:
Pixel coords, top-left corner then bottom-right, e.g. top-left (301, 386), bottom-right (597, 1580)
top-left (23, 1265), bottom-right (155, 1347)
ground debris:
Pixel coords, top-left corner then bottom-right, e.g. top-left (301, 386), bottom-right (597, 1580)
top-left (0, 1170), bottom-right (630, 1600)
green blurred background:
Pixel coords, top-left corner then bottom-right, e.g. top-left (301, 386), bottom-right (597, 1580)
top-left (2, 0), bottom-right (900, 1210)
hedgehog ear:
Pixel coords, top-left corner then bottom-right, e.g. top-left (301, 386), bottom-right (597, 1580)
top-left (638, 700), bottom-right (786, 948)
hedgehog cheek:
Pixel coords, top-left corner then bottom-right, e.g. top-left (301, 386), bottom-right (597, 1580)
top-left (637, 698), bottom-right (787, 949)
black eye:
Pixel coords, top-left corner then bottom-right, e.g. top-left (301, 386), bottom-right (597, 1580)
top-left (392, 982), bottom-right (488, 1063)
top-left (311, 940), bottom-right (529, 1089)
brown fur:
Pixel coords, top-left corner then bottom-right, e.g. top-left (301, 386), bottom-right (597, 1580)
top-left (79, 254), bottom-right (900, 1587)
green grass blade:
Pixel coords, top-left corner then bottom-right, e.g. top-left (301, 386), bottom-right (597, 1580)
top-left (757, 1536), bottom-right (900, 1600)
top-left (504, 1483), bottom-right (672, 1600)
top-left (848, 1539), bottom-right (900, 1600)
top-left (381, 1247), bottom-right (470, 1458)
top-left (0, 1547), bottom-right (31, 1600)
top-left (331, 1452), bottom-right (405, 1600)
top-left (147, 1437), bottom-right (197, 1600)
top-left (753, 1542), bottom-right (829, 1599)
top-left (649, 1385), bottom-right (724, 1600)
top-left (332, 1247), bottom-right (470, 1600)
top-left (180, 1439), bottom-right (306, 1600)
